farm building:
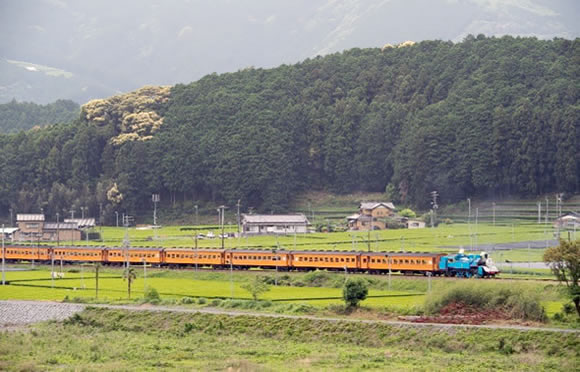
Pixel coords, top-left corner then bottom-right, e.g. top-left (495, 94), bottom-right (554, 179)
top-left (347, 202), bottom-right (396, 230)
top-left (14, 214), bottom-right (45, 241)
top-left (241, 214), bottom-right (310, 235)
top-left (14, 214), bottom-right (81, 242)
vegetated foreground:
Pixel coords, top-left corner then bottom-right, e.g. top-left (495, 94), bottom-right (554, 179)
top-left (0, 307), bottom-right (577, 371)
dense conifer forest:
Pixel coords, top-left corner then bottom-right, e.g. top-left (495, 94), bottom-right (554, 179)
top-left (0, 36), bottom-right (577, 220)
top-left (0, 99), bottom-right (79, 133)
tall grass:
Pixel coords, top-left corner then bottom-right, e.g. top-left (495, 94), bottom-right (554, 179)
top-left (424, 281), bottom-right (547, 322)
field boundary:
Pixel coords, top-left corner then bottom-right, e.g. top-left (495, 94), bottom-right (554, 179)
top-left (1, 300), bottom-right (577, 334)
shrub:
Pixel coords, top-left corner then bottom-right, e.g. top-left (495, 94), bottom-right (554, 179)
top-left (399, 208), bottom-right (416, 218)
top-left (343, 278), bottom-right (368, 308)
top-left (424, 281), bottom-right (546, 322)
top-left (197, 297), bottom-right (207, 305)
top-left (180, 297), bottom-right (195, 304)
top-left (303, 270), bottom-right (332, 287)
top-left (144, 287), bottom-right (161, 303)
top-left (562, 302), bottom-right (574, 315)
top-left (241, 276), bottom-right (270, 300)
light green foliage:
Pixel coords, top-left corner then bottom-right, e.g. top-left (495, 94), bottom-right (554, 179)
top-left (343, 278), bottom-right (369, 307)
top-left (241, 276), bottom-right (270, 301)
top-left (399, 208), bottom-right (416, 218)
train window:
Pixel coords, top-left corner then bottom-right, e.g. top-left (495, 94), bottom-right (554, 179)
top-left (371, 259), bottom-right (375, 263)
top-left (340, 258), bottom-right (344, 262)
top-left (405, 259), bottom-right (409, 264)
top-left (382, 259), bottom-right (386, 263)
top-left (363, 259), bottom-right (367, 263)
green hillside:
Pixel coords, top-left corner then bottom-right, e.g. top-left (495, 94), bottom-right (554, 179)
top-left (0, 36), bottom-right (577, 221)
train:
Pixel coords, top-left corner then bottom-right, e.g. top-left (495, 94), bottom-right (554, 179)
top-left (1, 245), bottom-right (499, 277)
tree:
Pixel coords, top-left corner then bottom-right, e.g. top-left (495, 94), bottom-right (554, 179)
top-left (124, 268), bottom-right (137, 299)
top-left (399, 208), bottom-right (416, 218)
top-left (241, 276), bottom-right (270, 301)
top-left (342, 278), bottom-right (368, 308)
top-left (544, 239), bottom-right (580, 316)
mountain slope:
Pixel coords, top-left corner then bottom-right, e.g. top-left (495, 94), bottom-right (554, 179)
top-left (0, 0), bottom-right (578, 103)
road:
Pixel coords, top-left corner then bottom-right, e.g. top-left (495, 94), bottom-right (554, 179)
top-left (1, 300), bottom-right (578, 334)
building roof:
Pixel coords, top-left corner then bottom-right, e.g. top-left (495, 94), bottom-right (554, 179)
top-left (0, 227), bottom-right (19, 234)
top-left (43, 222), bottom-right (78, 230)
top-left (359, 202), bottom-right (396, 211)
top-left (64, 218), bottom-right (96, 228)
top-left (16, 214), bottom-right (45, 222)
top-left (241, 214), bottom-right (310, 225)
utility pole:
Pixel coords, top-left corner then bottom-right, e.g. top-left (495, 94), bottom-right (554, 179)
top-left (237, 199), bottom-right (241, 235)
top-left (95, 264), bottom-right (99, 299)
top-left (80, 206), bottom-right (84, 219)
top-left (467, 198), bottom-right (471, 224)
top-left (9, 208), bottom-right (13, 227)
top-left (537, 202), bottom-right (541, 224)
top-left (2, 224), bottom-right (5, 286)
top-left (123, 215), bottom-right (133, 270)
top-left (430, 191), bottom-right (439, 227)
top-left (70, 209), bottom-right (75, 219)
top-left (115, 211), bottom-right (119, 227)
top-left (492, 202), bottom-right (496, 226)
top-left (194, 205), bottom-right (198, 226)
top-left (545, 197), bottom-right (549, 224)
top-left (152, 194), bottom-right (160, 240)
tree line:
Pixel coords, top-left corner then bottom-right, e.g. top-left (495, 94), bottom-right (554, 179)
top-left (0, 99), bottom-right (79, 133)
top-left (0, 35), bottom-right (577, 222)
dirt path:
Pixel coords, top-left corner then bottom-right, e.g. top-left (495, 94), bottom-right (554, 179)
top-left (1, 300), bottom-right (578, 334)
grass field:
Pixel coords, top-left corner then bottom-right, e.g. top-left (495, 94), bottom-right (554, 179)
top-left (0, 308), bottom-right (577, 371)
top-left (0, 266), bottom-right (570, 319)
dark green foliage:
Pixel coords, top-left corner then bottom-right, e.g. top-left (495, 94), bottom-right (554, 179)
top-left (343, 278), bottom-right (368, 307)
top-left (0, 36), bottom-right (577, 217)
top-left (0, 99), bottom-right (79, 133)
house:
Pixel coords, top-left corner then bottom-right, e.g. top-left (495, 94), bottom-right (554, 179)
top-left (14, 214), bottom-right (45, 241)
top-left (347, 202), bottom-right (396, 230)
top-left (241, 214), bottom-right (310, 235)
top-left (553, 212), bottom-right (580, 229)
top-left (14, 213), bottom-right (81, 242)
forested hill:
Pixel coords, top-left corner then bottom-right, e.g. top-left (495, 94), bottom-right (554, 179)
top-left (0, 99), bottom-right (79, 133)
top-left (0, 36), bottom-right (578, 220)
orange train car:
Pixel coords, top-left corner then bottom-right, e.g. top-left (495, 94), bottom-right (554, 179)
top-left (164, 248), bottom-right (224, 267)
top-left (227, 250), bottom-right (290, 269)
top-left (51, 246), bottom-right (106, 263)
top-left (290, 251), bottom-right (360, 271)
top-left (3, 245), bottom-right (50, 262)
top-left (361, 252), bottom-right (446, 274)
top-left (106, 247), bottom-right (163, 265)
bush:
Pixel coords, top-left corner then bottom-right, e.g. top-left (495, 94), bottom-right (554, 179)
top-left (180, 297), bottom-right (195, 304)
top-left (424, 281), bottom-right (546, 322)
top-left (144, 287), bottom-right (161, 303)
top-left (197, 297), bottom-right (207, 305)
top-left (562, 302), bottom-right (574, 315)
top-left (399, 208), bottom-right (416, 218)
top-left (343, 278), bottom-right (368, 308)
top-left (303, 270), bottom-right (332, 287)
